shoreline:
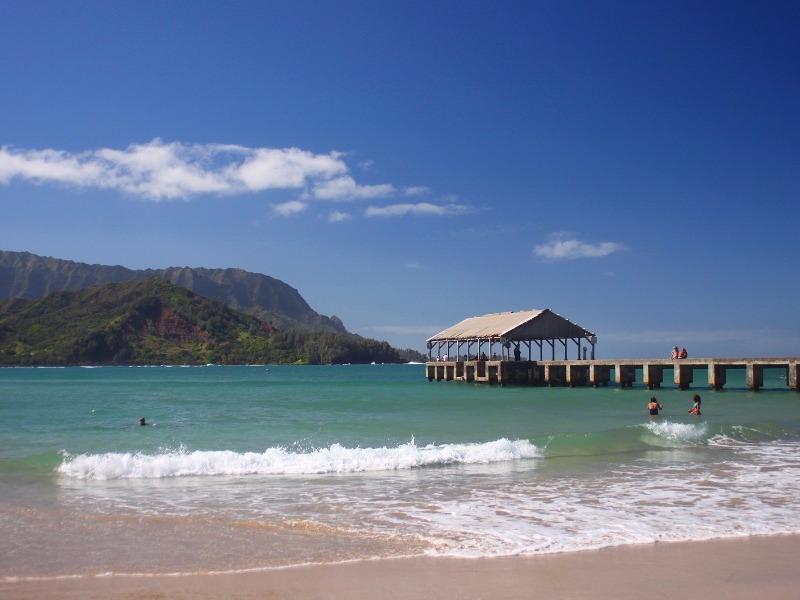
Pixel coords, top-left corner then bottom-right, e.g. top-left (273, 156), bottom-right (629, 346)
top-left (3, 534), bottom-right (800, 599)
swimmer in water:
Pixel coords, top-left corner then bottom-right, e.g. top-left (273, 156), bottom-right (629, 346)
top-left (688, 395), bottom-right (701, 415)
top-left (139, 417), bottom-right (146, 426)
top-left (647, 397), bottom-right (664, 415)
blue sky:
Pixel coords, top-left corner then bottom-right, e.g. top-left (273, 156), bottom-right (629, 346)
top-left (1, 0), bottom-right (798, 358)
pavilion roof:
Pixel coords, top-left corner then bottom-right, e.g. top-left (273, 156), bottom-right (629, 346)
top-left (427, 309), bottom-right (594, 343)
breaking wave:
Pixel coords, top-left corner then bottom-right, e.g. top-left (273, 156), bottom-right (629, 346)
top-left (58, 438), bottom-right (542, 480)
top-left (643, 420), bottom-right (709, 443)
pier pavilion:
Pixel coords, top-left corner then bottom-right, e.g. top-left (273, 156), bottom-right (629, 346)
top-left (427, 309), bottom-right (597, 363)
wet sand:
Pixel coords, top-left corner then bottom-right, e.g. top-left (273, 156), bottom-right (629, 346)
top-left (2, 534), bottom-right (799, 600)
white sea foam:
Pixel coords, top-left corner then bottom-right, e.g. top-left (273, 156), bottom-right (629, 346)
top-left (395, 439), bottom-right (800, 558)
top-left (58, 438), bottom-right (542, 480)
top-left (643, 420), bottom-right (708, 443)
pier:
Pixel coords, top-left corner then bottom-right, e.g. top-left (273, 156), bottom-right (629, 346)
top-left (424, 358), bottom-right (800, 391)
top-left (425, 309), bottom-right (799, 391)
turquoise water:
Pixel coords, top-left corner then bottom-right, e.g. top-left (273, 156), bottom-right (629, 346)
top-left (2, 364), bottom-right (800, 579)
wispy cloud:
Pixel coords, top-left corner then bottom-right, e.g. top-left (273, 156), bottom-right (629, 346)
top-left (0, 139), bottom-right (355, 200)
top-left (365, 202), bottom-right (471, 218)
top-left (328, 210), bottom-right (351, 223)
top-left (0, 139), bottom-right (475, 221)
top-left (273, 200), bottom-right (308, 216)
top-left (533, 234), bottom-right (626, 261)
top-left (306, 175), bottom-right (395, 201)
top-left (403, 186), bottom-right (430, 196)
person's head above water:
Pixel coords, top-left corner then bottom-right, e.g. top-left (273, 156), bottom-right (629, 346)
top-left (139, 417), bottom-right (146, 426)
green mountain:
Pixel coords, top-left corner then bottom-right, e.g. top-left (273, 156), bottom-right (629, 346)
top-left (0, 278), bottom-right (408, 366)
top-left (0, 250), bottom-right (345, 333)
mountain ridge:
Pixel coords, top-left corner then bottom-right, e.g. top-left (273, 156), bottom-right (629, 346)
top-left (0, 250), bottom-right (345, 333)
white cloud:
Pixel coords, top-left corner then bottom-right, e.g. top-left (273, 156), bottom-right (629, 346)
top-left (533, 237), bottom-right (626, 261)
top-left (309, 176), bottom-right (395, 201)
top-left (357, 159), bottom-right (375, 170)
top-left (0, 139), bottom-right (378, 201)
top-left (365, 202), bottom-right (471, 217)
top-left (235, 147), bottom-right (346, 190)
top-left (273, 200), bottom-right (307, 216)
top-left (0, 140), bottom-right (470, 224)
top-left (328, 210), bottom-right (351, 222)
top-left (403, 186), bottom-right (430, 196)
top-left (0, 148), bottom-right (105, 187)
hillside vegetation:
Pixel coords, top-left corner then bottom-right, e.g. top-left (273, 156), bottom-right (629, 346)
top-left (0, 278), bottom-right (410, 366)
top-left (0, 250), bottom-right (345, 332)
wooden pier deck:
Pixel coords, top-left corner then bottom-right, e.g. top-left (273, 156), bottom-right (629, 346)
top-left (424, 357), bottom-right (800, 391)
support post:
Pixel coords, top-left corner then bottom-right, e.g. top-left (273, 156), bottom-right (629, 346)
top-left (589, 364), bottom-right (610, 387)
top-left (528, 363), bottom-right (543, 385)
top-left (465, 363), bottom-right (475, 382)
top-left (674, 363), bottom-right (693, 390)
top-left (789, 362), bottom-right (799, 391)
top-left (615, 364), bottom-right (636, 388)
top-left (747, 364), bottom-right (763, 391)
top-left (566, 364), bottom-right (589, 387)
top-left (708, 364), bottom-right (727, 391)
top-left (642, 364), bottom-right (664, 390)
top-left (544, 364), bottom-right (566, 386)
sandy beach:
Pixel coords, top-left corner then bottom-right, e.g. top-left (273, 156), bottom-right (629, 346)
top-left (3, 534), bottom-right (799, 600)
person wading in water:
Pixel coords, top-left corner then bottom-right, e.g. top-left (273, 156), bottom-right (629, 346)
top-left (648, 397), bottom-right (664, 416)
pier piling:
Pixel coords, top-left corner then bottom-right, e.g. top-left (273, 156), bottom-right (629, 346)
top-left (642, 364), bottom-right (665, 390)
top-left (615, 364), bottom-right (636, 388)
top-left (747, 364), bottom-right (764, 391)
top-left (708, 365), bottom-right (727, 391)
top-left (674, 364), bottom-right (694, 390)
top-left (589, 364), bottom-right (611, 387)
top-left (425, 358), bottom-right (800, 391)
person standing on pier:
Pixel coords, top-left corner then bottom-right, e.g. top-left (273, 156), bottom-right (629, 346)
top-left (648, 397), bottom-right (664, 415)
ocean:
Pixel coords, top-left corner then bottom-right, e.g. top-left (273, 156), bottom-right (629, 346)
top-left (2, 363), bottom-right (800, 580)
